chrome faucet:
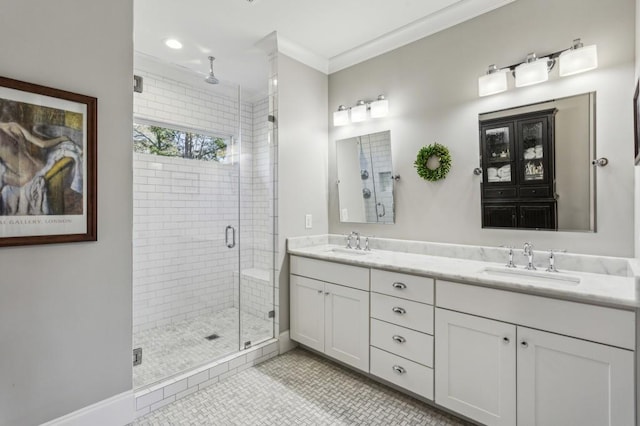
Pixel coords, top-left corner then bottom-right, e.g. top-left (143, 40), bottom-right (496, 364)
top-left (523, 242), bottom-right (536, 270)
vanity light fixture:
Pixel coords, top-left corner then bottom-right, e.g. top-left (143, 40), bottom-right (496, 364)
top-left (370, 95), bottom-right (389, 118)
top-left (333, 105), bottom-right (349, 126)
top-left (478, 38), bottom-right (598, 97)
top-left (332, 95), bottom-right (389, 126)
top-left (515, 53), bottom-right (552, 87)
top-left (478, 65), bottom-right (508, 96)
top-left (558, 39), bottom-right (598, 77)
top-left (350, 100), bottom-right (368, 123)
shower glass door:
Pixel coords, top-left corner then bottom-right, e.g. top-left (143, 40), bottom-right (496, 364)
top-left (132, 72), bottom-right (244, 389)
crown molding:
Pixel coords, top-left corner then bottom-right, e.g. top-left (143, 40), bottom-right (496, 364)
top-left (277, 35), bottom-right (329, 74)
top-left (330, 0), bottom-right (515, 73)
top-left (275, 0), bottom-right (515, 75)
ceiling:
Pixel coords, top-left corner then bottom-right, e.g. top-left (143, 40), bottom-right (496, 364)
top-left (134, 0), bottom-right (515, 96)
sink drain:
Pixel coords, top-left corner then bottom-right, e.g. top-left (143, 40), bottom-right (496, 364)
top-left (205, 333), bottom-right (220, 341)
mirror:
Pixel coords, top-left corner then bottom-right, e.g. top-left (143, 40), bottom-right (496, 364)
top-left (337, 130), bottom-right (395, 224)
top-left (479, 92), bottom-right (595, 232)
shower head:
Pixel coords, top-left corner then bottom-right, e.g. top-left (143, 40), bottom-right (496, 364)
top-left (205, 56), bottom-right (219, 84)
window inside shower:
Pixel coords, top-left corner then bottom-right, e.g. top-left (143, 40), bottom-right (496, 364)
top-left (131, 68), bottom-right (275, 389)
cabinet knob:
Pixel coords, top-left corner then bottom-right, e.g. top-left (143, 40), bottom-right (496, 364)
top-left (503, 337), bottom-right (510, 344)
top-left (532, 190), bottom-right (536, 193)
top-left (392, 282), bottom-right (407, 290)
top-left (317, 290), bottom-right (323, 294)
top-left (392, 335), bottom-right (406, 344)
top-left (521, 341), bottom-right (529, 348)
top-left (324, 292), bottom-right (330, 296)
top-left (392, 365), bottom-right (406, 375)
top-left (498, 191), bottom-right (503, 195)
top-left (392, 307), bottom-right (406, 315)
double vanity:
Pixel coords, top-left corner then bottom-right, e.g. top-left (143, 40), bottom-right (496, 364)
top-left (288, 235), bottom-right (638, 426)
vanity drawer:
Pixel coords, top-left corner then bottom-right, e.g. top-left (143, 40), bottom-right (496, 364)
top-left (371, 269), bottom-right (434, 304)
top-left (371, 318), bottom-right (433, 367)
top-left (519, 186), bottom-right (550, 198)
top-left (370, 347), bottom-right (434, 400)
top-left (290, 255), bottom-right (369, 291)
top-left (484, 187), bottom-right (517, 199)
top-left (371, 293), bottom-right (433, 334)
top-left (436, 280), bottom-right (635, 350)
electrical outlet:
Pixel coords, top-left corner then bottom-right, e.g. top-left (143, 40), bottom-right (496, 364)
top-left (305, 214), bottom-right (312, 229)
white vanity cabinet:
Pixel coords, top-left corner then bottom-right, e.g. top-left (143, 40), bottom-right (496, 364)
top-left (435, 280), bottom-right (635, 426)
top-left (369, 269), bottom-right (435, 400)
top-left (290, 256), bottom-right (370, 372)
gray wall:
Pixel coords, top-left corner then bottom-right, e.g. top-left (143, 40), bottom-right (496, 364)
top-left (277, 53), bottom-right (329, 332)
top-left (329, 0), bottom-right (635, 257)
top-left (0, 1), bottom-right (133, 425)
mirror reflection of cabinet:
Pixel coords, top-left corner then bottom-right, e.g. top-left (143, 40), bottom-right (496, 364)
top-left (337, 131), bottom-right (394, 224)
top-left (480, 109), bottom-right (557, 230)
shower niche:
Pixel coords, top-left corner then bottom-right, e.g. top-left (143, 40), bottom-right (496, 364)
top-left (336, 130), bottom-right (395, 224)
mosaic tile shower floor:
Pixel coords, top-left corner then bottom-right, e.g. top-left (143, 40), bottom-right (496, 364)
top-left (134, 348), bottom-right (469, 425)
top-left (134, 308), bottom-right (273, 388)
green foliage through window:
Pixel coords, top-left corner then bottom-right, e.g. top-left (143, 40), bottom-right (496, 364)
top-left (133, 123), bottom-right (227, 162)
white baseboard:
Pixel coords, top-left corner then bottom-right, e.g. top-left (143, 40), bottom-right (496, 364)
top-left (41, 391), bottom-right (133, 426)
top-left (278, 330), bottom-right (298, 354)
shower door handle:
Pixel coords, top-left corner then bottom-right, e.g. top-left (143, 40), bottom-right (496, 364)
top-left (225, 225), bottom-right (236, 249)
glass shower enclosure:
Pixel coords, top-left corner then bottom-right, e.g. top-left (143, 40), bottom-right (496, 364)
top-left (131, 54), bottom-right (275, 389)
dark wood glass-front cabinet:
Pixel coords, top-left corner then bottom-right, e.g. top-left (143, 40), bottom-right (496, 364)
top-left (480, 109), bottom-right (557, 230)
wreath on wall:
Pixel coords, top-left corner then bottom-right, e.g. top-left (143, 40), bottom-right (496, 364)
top-left (414, 143), bottom-right (452, 182)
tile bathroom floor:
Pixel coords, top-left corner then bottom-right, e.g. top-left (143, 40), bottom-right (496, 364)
top-left (134, 348), bottom-right (469, 425)
top-left (134, 307), bottom-right (273, 388)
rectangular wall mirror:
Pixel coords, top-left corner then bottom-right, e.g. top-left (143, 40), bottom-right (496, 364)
top-left (336, 130), bottom-right (395, 224)
top-left (479, 92), bottom-right (595, 232)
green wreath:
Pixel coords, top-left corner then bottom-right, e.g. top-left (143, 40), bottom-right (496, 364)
top-left (414, 143), bottom-right (452, 181)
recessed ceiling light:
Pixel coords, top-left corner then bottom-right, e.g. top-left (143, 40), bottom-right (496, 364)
top-left (165, 38), bottom-right (183, 49)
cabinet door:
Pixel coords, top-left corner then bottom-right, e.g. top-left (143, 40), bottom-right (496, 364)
top-left (290, 275), bottom-right (324, 352)
top-left (516, 115), bottom-right (552, 186)
top-left (517, 327), bottom-right (634, 426)
top-left (481, 121), bottom-right (515, 187)
top-left (324, 282), bottom-right (370, 372)
top-left (483, 204), bottom-right (517, 228)
top-left (435, 309), bottom-right (516, 426)
top-left (518, 202), bottom-right (556, 230)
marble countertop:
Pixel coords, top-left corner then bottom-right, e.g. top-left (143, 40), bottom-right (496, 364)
top-left (288, 243), bottom-right (640, 310)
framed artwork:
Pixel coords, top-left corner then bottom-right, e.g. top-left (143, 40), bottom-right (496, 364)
top-left (0, 76), bottom-right (96, 246)
top-left (634, 80), bottom-right (640, 165)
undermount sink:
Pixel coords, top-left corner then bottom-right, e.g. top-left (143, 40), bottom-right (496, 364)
top-left (328, 247), bottom-right (371, 256)
top-left (481, 266), bottom-right (581, 285)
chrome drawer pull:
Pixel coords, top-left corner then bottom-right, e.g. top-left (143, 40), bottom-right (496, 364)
top-left (392, 307), bottom-right (406, 315)
top-left (392, 365), bottom-right (406, 374)
top-left (392, 282), bottom-right (407, 290)
top-left (392, 335), bottom-right (406, 343)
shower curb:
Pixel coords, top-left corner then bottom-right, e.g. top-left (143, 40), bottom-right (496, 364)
top-left (134, 339), bottom-right (279, 419)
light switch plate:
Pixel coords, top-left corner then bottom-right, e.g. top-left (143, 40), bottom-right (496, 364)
top-left (305, 214), bottom-right (312, 229)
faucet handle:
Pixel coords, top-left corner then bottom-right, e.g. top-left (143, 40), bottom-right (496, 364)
top-left (345, 233), bottom-right (352, 249)
top-left (545, 249), bottom-right (566, 272)
top-left (546, 250), bottom-right (558, 272)
top-left (505, 247), bottom-right (516, 268)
